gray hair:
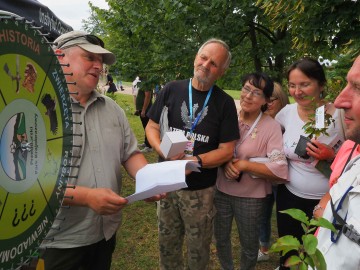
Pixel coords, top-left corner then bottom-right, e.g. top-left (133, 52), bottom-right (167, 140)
top-left (197, 38), bottom-right (232, 70)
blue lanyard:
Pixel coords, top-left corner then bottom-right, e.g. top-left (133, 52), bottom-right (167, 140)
top-left (331, 186), bottom-right (353, 243)
top-left (188, 78), bottom-right (213, 134)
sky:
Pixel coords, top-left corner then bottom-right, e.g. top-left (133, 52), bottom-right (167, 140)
top-left (39, 0), bottom-right (109, 30)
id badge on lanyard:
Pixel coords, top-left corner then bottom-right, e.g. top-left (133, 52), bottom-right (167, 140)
top-left (186, 79), bottom-right (213, 157)
top-left (185, 135), bottom-right (195, 157)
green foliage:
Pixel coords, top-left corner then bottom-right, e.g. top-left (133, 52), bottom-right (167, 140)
top-left (85, 0), bottom-right (293, 88)
top-left (82, 0), bottom-right (360, 92)
top-left (270, 208), bottom-right (336, 270)
top-left (256, 0), bottom-right (360, 59)
top-left (326, 53), bottom-right (358, 101)
top-left (326, 76), bottom-right (345, 102)
top-left (302, 97), bottom-right (335, 139)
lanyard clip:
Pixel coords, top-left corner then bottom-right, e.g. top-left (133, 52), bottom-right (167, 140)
top-left (342, 224), bottom-right (360, 246)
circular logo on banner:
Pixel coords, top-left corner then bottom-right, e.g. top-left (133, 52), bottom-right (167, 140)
top-left (0, 17), bottom-right (73, 269)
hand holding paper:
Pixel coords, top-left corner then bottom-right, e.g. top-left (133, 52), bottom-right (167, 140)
top-left (125, 160), bottom-right (200, 204)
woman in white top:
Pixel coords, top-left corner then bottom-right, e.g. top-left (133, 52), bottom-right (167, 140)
top-left (275, 58), bottom-right (345, 270)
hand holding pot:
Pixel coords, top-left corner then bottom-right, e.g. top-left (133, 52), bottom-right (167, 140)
top-left (306, 139), bottom-right (335, 161)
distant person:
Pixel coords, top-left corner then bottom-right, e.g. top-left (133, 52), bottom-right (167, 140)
top-left (132, 76), bottom-right (141, 113)
top-left (153, 84), bottom-right (160, 100)
top-left (146, 38), bottom-right (239, 269)
top-left (96, 69), bottom-right (107, 94)
top-left (264, 82), bottom-right (290, 119)
top-left (136, 79), bottom-right (153, 152)
top-left (118, 80), bottom-right (124, 91)
top-left (106, 73), bottom-right (117, 94)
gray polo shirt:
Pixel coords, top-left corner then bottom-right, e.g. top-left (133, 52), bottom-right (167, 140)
top-left (42, 91), bottom-right (139, 248)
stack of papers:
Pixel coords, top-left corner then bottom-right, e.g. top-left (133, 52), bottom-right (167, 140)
top-left (125, 160), bottom-right (200, 204)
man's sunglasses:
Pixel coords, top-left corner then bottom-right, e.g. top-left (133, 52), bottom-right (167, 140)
top-left (57, 35), bottom-right (105, 49)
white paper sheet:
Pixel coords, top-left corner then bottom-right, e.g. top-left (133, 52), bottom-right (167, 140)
top-left (125, 160), bottom-right (200, 204)
top-left (315, 105), bottom-right (325, 129)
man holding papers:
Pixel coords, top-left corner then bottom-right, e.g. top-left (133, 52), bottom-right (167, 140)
top-left (40, 31), bottom-right (164, 270)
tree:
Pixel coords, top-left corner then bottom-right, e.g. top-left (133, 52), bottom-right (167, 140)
top-left (83, 0), bottom-right (360, 90)
top-left (84, 0), bottom-right (294, 88)
top-left (256, 0), bottom-right (360, 58)
top-left (256, 0), bottom-right (360, 97)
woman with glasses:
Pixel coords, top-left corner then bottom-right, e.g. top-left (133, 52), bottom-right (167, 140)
top-left (257, 82), bottom-right (290, 262)
top-left (265, 83), bottom-right (290, 119)
top-left (214, 72), bottom-right (288, 270)
top-left (275, 58), bottom-right (345, 270)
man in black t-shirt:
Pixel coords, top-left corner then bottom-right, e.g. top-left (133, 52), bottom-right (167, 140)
top-left (146, 39), bottom-right (239, 270)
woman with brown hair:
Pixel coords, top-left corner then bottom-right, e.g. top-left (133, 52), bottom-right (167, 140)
top-left (275, 58), bottom-right (345, 269)
top-left (214, 72), bottom-right (288, 270)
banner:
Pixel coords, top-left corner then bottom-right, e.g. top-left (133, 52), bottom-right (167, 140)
top-left (0, 0), bottom-right (73, 41)
top-left (0, 16), bottom-right (73, 269)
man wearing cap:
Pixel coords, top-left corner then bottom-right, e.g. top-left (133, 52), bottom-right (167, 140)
top-left (40, 31), bottom-right (164, 270)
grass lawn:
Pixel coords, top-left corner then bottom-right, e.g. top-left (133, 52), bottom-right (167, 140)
top-left (111, 93), bottom-right (280, 270)
top-left (224, 89), bottom-right (241, 100)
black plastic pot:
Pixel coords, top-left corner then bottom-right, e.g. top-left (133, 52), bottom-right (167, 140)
top-left (294, 135), bottom-right (311, 159)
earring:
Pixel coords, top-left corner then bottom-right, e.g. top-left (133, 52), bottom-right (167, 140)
top-left (319, 91), bottom-right (324, 99)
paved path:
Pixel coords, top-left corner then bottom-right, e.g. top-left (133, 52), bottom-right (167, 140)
top-left (115, 85), bottom-right (241, 111)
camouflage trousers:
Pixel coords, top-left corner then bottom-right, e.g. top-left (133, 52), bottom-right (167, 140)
top-left (158, 186), bottom-right (216, 270)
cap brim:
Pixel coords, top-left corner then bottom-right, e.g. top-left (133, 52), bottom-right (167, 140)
top-left (78, 44), bottom-right (116, 65)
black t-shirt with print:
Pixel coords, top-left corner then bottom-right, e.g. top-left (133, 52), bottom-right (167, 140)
top-left (147, 79), bottom-right (240, 190)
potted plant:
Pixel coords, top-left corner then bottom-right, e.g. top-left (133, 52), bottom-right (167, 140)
top-left (270, 208), bottom-right (336, 270)
top-left (294, 98), bottom-right (335, 160)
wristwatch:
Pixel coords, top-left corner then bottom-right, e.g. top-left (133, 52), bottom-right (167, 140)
top-left (195, 155), bottom-right (203, 168)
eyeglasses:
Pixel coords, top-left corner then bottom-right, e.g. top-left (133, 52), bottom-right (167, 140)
top-left (241, 86), bottom-right (264, 98)
top-left (57, 35), bottom-right (105, 49)
top-left (268, 97), bottom-right (278, 105)
top-left (288, 82), bottom-right (312, 91)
